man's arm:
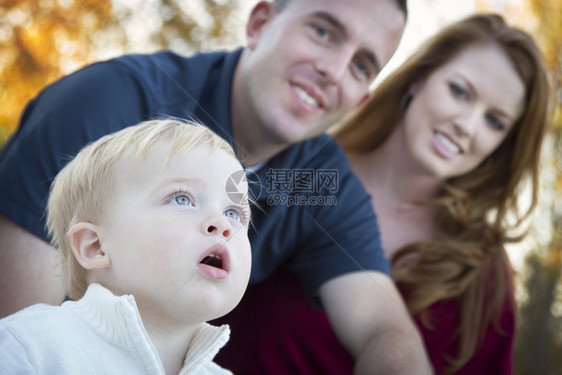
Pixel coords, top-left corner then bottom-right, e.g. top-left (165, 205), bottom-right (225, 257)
top-left (0, 215), bottom-right (65, 318)
top-left (319, 271), bottom-right (433, 375)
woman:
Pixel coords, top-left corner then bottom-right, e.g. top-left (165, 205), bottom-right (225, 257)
top-left (214, 13), bottom-right (551, 374)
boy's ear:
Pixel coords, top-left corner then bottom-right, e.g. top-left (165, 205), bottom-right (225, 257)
top-left (246, 1), bottom-right (276, 50)
top-left (68, 222), bottom-right (111, 270)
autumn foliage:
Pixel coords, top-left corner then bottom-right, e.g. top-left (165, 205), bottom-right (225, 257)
top-left (0, 0), bottom-right (121, 144)
top-left (0, 0), bottom-right (246, 146)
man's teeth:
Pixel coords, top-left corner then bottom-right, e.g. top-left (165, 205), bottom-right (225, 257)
top-left (436, 133), bottom-right (461, 154)
top-left (294, 86), bottom-right (319, 107)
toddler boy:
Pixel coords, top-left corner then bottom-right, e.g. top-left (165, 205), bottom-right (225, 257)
top-left (0, 119), bottom-right (252, 374)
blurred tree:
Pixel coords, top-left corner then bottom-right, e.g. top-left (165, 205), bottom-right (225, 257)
top-left (0, 0), bottom-right (248, 147)
top-left (0, 0), bottom-right (123, 144)
top-left (475, 1), bottom-right (562, 374)
top-left (149, 0), bottom-right (247, 54)
top-left (514, 1), bottom-right (562, 374)
top-left (516, 252), bottom-right (562, 374)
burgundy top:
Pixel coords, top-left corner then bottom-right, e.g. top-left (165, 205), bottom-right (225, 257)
top-left (214, 267), bottom-right (515, 374)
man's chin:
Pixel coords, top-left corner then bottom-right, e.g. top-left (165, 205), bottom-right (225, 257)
top-left (274, 125), bottom-right (326, 144)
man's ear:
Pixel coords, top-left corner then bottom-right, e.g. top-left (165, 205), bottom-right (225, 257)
top-left (246, 1), bottom-right (276, 50)
top-left (68, 222), bottom-right (111, 270)
top-left (356, 92), bottom-right (373, 108)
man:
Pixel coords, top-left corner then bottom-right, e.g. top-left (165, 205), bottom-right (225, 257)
top-left (0, 0), bottom-right (431, 373)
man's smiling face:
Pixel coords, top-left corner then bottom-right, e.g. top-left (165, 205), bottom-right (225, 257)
top-left (237, 0), bottom-right (406, 145)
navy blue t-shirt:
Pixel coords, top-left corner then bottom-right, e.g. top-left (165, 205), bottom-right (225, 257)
top-left (0, 49), bottom-right (388, 300)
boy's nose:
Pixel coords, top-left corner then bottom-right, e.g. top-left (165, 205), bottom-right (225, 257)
top-left (202, 214), bottom-right (231, 238)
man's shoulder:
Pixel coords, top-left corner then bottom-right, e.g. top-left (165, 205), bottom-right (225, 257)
top-left (106, 49), bottom-right (240, 83)
top-left (92, 49), bottom-right (242, 116)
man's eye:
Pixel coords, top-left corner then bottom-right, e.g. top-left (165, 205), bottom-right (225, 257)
top-left (224, 208), bottom-right (240, 221)
top-left (174, 195), bottom-right (192, 206)
top-left (352, 59), bottom-right (371, 81)
top-left (315, 25), bottom-right (331, 40)
top-left (449, 83), bottom-right (469, 100)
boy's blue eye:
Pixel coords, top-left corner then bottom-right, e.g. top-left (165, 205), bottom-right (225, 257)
top-left (224, 209), bottom-right (240, 221)
top-left (174, 195), bottom-right (192, 206)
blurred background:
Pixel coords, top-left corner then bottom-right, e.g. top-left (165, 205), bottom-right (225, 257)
top-left (0, 0), bottom-right (560, 373)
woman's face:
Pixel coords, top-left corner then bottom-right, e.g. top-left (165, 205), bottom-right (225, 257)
top-left (401, 42), bottom-right (525, 180)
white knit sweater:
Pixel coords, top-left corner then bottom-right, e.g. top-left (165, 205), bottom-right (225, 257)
top-left (0, 283), bottom-right (232, 374)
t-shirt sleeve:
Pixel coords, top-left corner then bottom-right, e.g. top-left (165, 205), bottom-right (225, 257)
top-left (284, 137), bottom-right (389, 301)
top-left (0, 61), bottom-right (151, 240)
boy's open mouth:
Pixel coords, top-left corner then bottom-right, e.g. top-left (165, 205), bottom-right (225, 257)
top-left (198, 244), bottom-right (230, 279)
top-left (200, 254), bottom-right (223, 269)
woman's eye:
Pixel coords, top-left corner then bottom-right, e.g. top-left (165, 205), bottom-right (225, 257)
top-left (449, 83), bottom-right (469, 100)
top-left (174, 194), bottom-right (192, 206)
top-left (224, 208), bottom-right (240, 221)
top-left (486, 114), bottom-right (505, 131)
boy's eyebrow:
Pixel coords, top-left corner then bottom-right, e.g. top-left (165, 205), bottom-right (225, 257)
top-left (312, 11), bottom-right (381, 75)
top-left (152, 176), bottom-right (250, 200)
top-left (151, 177), bottom-right (199, 194)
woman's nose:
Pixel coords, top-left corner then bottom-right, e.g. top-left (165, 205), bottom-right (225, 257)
top-left (454, 108), bottom-right (481, 137)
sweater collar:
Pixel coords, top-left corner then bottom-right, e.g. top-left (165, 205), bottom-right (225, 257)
top-left (63, 283), bottom-right (230, 374)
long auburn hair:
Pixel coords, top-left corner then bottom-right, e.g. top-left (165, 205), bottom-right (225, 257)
top-left (333, 14), bottom-right (551, 374)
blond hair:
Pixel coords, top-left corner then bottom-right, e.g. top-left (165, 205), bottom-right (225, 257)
top-left (46, 118), bottom-right (237, 300)
top-left (334, 14), bottom-right (552, 374)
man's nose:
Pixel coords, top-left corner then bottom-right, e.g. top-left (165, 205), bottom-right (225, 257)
top-left (315, 47), bottom-right (355, 83)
